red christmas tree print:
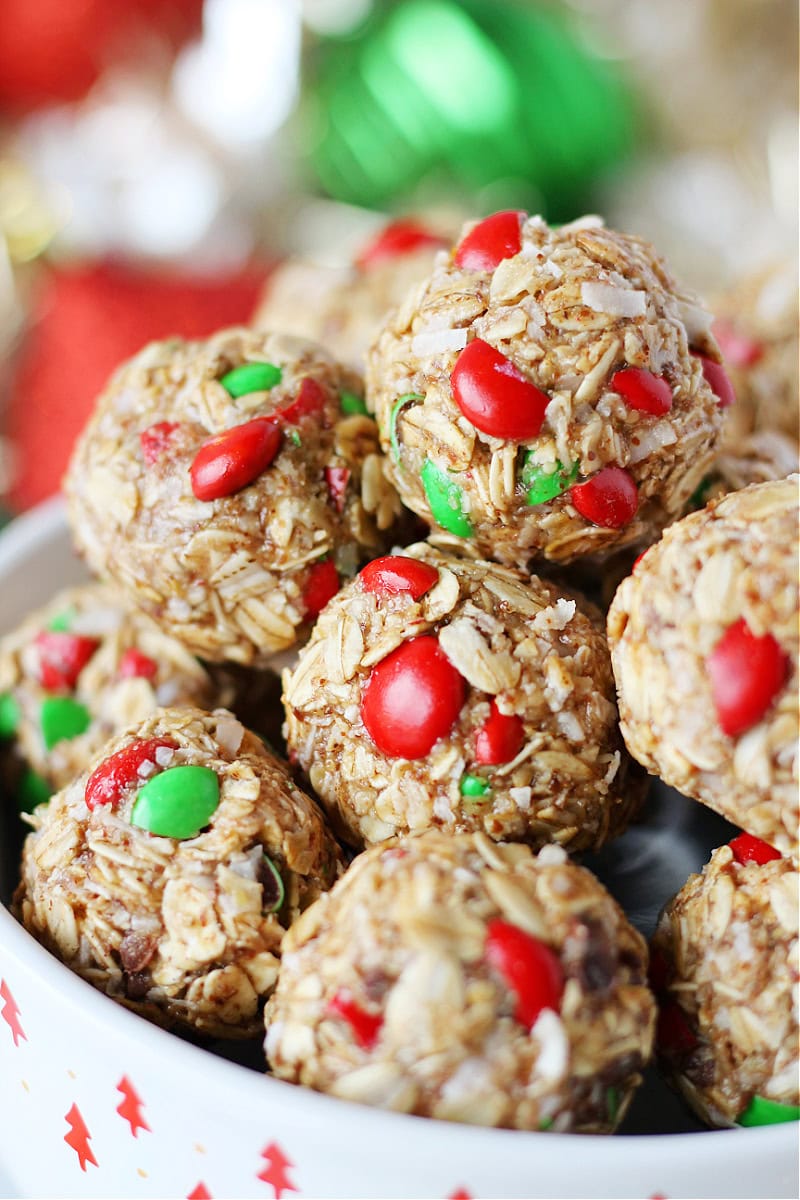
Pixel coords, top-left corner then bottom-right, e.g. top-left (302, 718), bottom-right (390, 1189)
top-left (116, 1075), bottom-right (150, 1137)
top-left (0, 979), bottom-right (26, 1046)
top-left (64, 1102), bottom-right (98, 1171)
top-left (187, 1184), bottom-right (212, 1199)
top-left (449, 1190), bottom-right (473, 1199)
top-left (257, 1142), bottom-right (298, 1198)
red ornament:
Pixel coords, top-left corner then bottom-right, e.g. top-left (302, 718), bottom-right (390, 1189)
top-left (454, 210), bottom-right (525, 272)
top-left (484, 919), bottom-right (564, 1030)
top-left (713, 319), bottom-right (764, 369)
top-left (324, 466), bottom-right (350, 512)
top-left (274, 377), bottom-right (328, 425)
top-left (326, 988), bottom-right (384, 1050)
top-left (474, 701), bottom-right (524, 765)
top-left (85, 737), bottom-right (177, 810)
top-left (656, 999), bottom-right (697, 1057)
top-left (695, 353), bottom-right (736, 408)
top-left (190, 418), bottom-right (281, 501)
top-left (187, 1185), bottom-right (212, 1200)
top-left (610, 367), bottom-right (673, 416)
top-left (118, 647), bottom-right (159, 681)
top-left (302, 559), bottom-right (340, 619)
top-left (35, 630), bottom-right (100, 692)
top-left (256, 1142), bottom-right (298, 1199)
top-left (451, 339), bottom-right (549, 440)
top-left (359, 555), bottom-right (439, 600)
top-left (356, 218), bottom-right (445, 270)
top-left (0, 979), bottom-right (26, 1046)
top-left (64, 1103), bottom-right (98, 1172)
top-left (570, 466), bottom-right (638, 528)
top-left (361, 636), bottom-right (466, 759)
top-left (728, 832), bottom-right (782, 866)
top-left (116, 1075), bottom-right (150, 1138)
top-left (140, 421), bottom-right (181, 466)
top-left (706, 618), bottom-right (788, 737)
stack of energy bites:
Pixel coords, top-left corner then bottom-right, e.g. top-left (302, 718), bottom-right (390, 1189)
top-left (4, 210), bottom-right (797, 1134)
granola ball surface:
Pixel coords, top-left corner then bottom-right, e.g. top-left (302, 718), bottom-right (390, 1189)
top-left (366, 212), bottom-right (724, 567)
top-left (252, 217), bottom-right (450, 370)
top-left (0, 583), bottom-right (215, 807)
top-left (64, 327), bottom-right (401, 666)
top-left (283, 544), bottom-right (642, 851)
top-left (265, 831), bottom-right (656, 1132)
top-left (608, 477), bottom-right (799, 860)
top-left (712, 262), bottom-right (799, 448)
top-left (651, 838), bottom-right (798, 1128)
top-left (15, 706), bottom-right (344, 1038)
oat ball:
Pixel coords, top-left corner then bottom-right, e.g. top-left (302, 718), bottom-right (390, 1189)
top-left (0, 583), bottom-right (216, 810)
top-left (608, 476), bottom-right (799, 860)
top-left (265, 831), bottom-right (655, 1132)
top-left (252, 217), bottom-right (450, 370)
top-left (712, 261), bottom-right (799, 448)
top-left (366, 211), bottom-right (725, 567)
top-left (64, 327), bottom-right (402, 666)
top-left (689, 429), bottom-right (798, 511)
top-left (651, 836), bottom-right (799, 1128)
top-left (283, 544), bottom-right (642, 851)
top-left (15, 706), bottom-right (344, 1038)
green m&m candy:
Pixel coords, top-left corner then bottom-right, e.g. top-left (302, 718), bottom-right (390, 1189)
top-left (521, 454), bottom-right (578, 505)
top-left (47, 608), bottom-right (76, 632)
top-left (18, 767), bottom-right (53, 814)
top-left (339, 391), bottom-right (369, 416)
top-left (0, 692), bottom-right (20, 739)
top-left (40, 696), bottom-right (91, 750)
top-left (459, 773), bottom-right (491, 799)
top-left (421, 458), bottom-right (473, 538)
top-left (736, 1095), bottom-right (800, 1127)
top-left (220, 361), bottom-right (282, 397)
top-left (130, 765), bottom-right (220, 840)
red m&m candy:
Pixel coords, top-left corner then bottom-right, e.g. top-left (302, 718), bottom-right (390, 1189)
top-left (570, 466), bottom-right (638, 528)
top-left (355, 219), bottom-right (444, 270)
top-left (695, 353), bottom-right (736, 408)
top-left (611, 367), bottom-right (673, 416)
top-left (451, 339), bottom-right (549, 441)
top-left (360, 636), bottom-right (466, 759)
top-left (140, 421), bottom-right (181, 466)
top-left (706, 617), bottom-right (788, 737)
top-left (326, 989), bottom-right (383, 1050)
top-left (190, 418), bottom-right (281, 501)
top-left (359, 555), bottom-right (439, 600)
top-left (454, 210), bottom-right (525, 272)
top-left (302, 559), bottom-right (340, 619)
top-left (474, 700), bottom-right (524, 765)
top-left (484, 919), bottom-right (564, 1030)
top-left (85, 737), bottom-right (177, 811)
top-left (35, 630), bottom-right (99, 692)
top-left (728, 832), bottom-right (781, 866)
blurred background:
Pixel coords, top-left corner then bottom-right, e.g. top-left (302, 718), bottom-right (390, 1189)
top-left (0, 0), bottom-right (796, 515)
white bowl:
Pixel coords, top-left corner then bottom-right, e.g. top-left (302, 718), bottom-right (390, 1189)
top-left (0, 500), bottom-right (797, 1200)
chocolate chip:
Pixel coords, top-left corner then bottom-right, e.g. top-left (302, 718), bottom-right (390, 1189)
top-left (119, 930), bottom-right (158, 973)
top-left (124, 971), bottom-right (151, 999)
top-left (562, 915), bottom-right (617, 994)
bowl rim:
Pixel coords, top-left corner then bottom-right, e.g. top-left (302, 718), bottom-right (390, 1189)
top-left (0, 496), bottom-right (797, 1169)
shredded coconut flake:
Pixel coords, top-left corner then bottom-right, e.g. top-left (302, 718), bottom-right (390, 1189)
top-left (509, 786), bottom-right (532, 812)
top-left (70, 608), bottom-right (123, 635)
top-left (537, 844), bottom-right (568, 866)
top-left (137, 759), bottom-right (157, 778)
top-left (411, 327), bottom-right (469, 358)
top-left (154, 746), bottom-right (175, 767)
top-left (532, 1009), bottom-right (569, 1081)
top-left (627, 418), bottom-right (678, 464)
top-left (677, 297), bottom-right (714, 341)
top-left (581, 281), bottom-right (646, 318)
top-left (215, 714), bottom-right (245, 755)
top-left (531, 598), bottom-right (576, 632)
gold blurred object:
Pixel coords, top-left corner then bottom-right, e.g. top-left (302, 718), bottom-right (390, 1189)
top-left (0, 157), bottom-right (62, 264)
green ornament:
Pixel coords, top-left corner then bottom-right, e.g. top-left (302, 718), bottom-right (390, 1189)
top-left (47, 608), bottom-right (76, 632)
top-left (421, 458), bottom-right (473, 537)
top-left (459, 773), bottom-right (491, 799)
top-left (0, 692), bottom-right (21, 739)
top-left (261, 854), bottom-right (286, 914)
top-left (522, 455), bottom-right (579, 505)
top-left (304, 0), bottom-right (638, 219)
top-left (220, 362), bottom-right (282, 397)
top-left (18, 768), bottom-right (53, 814)
top-left (130, 765), bottom-right (220, 839)
top-left (340, 391), bottom-right (369, 416)
top-left (737, 1096), bottom-right (800, 1127)
top-left (389, 392), bottom-right (423, 465)
top-left (40, 696), bottom-right (91, 750)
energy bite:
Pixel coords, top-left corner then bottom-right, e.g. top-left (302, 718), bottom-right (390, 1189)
top-left (0, 583), bottom-right (215, 809)
top-left (366, 211), bottom-right (725, 566)
top-left (283, 544), bottom-right (641, 850)
top-left (64, 327), bottom-right (401, 666)
top-left (15, 706), bottom-right (344, 1038)
top-left (252, 217), bottom-right (450, 370)
top-left (607, 476), bottom-right (798, 859)
top-left (651, 836), bottom-right (798, 1128)
top-left (265, 831), bottom-right (656, 1132)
